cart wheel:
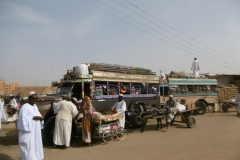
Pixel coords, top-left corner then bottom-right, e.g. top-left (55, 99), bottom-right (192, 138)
top-left (102, 129), bottom-right (113, 144)
top-left (222, 103), bottom-right (229, 112)
top-left (115, 127), bottom-right (125, 141)
top-left (186, 117), bottom-right (196, 128)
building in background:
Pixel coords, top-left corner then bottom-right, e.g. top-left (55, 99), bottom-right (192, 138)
top-left (0, 79), bottom-right (19, 96)
top-left (12, 86), bottom-right (57, 98)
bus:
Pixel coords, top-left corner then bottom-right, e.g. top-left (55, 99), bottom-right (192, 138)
top-left (40, 63), bottom-right (161, 144)
top-left (159, 78), bottom-right (218, 115)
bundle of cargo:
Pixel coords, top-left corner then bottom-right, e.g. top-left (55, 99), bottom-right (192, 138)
top-left (218, 85), bottom-right (238, 101)
top-left (169, 71), bottom-right (186, 78)
top-left (89, 63), bottom-right (154, 75)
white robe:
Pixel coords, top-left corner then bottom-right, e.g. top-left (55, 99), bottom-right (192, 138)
top-left (235, 94), bottom-right (240, 114)
top-left (0, 102), bottom-right (7, 132)
top-left (191, 60), bottom-right (200, 77)
top-left (113, 100), bottom-right (126, 128)
top-left (7, 98), bottom-right (18, 122)
top-left (17, 103), bottom-right (44, 160)
top-left (0, 99), bottom-right (5, 107)
top-left (53, 100), bottom-right (78, 147)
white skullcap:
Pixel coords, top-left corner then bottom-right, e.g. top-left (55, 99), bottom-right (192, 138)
top-left (9, 94), bottom-right (13, 97)
top-left (72, 97), bottom-right (78, 102)
top-left (169, 95), bottom-right (173, 98)
top-left (77, 99), bottom-right (82, 103)
top-left (119, 94), bottom-right (123, 97)
top-left (28, 91), bottom-right (37, 97)
top-left (23, 97), bottom-right (28, 100)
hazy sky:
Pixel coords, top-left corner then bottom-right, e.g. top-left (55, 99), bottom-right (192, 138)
top-left (1, 0), bottom-right (240, 86)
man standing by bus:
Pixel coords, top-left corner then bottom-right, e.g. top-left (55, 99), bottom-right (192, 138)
top-left (112, 94), bottom-right (126, 128)
top-left (164, 95), bottom-right (177, 129)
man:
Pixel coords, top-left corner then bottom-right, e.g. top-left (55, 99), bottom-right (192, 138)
top-left (53, 96), bottom-right (78, 148)
top-left (0, 100), bottom-right (6, 132)
top-left (0, 95), bottom-right (5, 107)
top-left (164, 95), bottom-right (177, 129)
top-left (82, 96), bottom-right (93, 147)
top-left (235, 90), bottom-right (240, 115)
top-left (17, 91), bottom-right (44, 160)
top-left (7, 95), bottom-right (18, 122)
top-left (191, 58), bottom-right (200, 77)
top-left (112, 94), bottom-right (126, 128)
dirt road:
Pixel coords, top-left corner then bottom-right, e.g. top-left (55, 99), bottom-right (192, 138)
top-left (0, 108), bottom-right (240, 160)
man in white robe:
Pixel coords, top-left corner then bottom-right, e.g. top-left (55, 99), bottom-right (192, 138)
top-left (7, 95), bottom-right (18, 122)
top-left (53, 96), bottom-right (78, 148)
top-left (164, 95), bottom-right (177, 129)
top-left (17, 91), bottom-right (44, 160)
top-left (0, 101), bottom-right (7, 132)
top-left (0, 95), bottom-right (5, 106)
top-left (191, 58), bottom-right (200, 77)
top-left (235, 91), bottom-right (240, 115)
top-left (112, 94), bottom-right (126, 128)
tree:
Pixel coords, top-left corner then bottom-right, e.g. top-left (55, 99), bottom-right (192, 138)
top-left (51, 81), bottom-right (59, 86)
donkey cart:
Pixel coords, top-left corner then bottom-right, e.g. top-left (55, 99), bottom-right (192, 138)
top-left (128, 104), bottom-right (197, 133)
top-left (166, 108), bottom-right (198, 128)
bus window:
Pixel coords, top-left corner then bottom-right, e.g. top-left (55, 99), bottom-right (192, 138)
top-left (149, 84), bottom-right (158, 94)
top-left (179, 85), bottom-right (188, 93)
top-left (94, 81), bottom-right (108, 96)
top-left (210, 85), bottom-right (218, 92)
top-left (131, 83), bottom-right (144, 94)
top-left (120, 82), bottom-right (129, 94)
top-left (109, 82), bottom-right (118, 95)
top-left (170, 85), bottom-right (179, 94)
top-left (187, 85), bottom-right (194, 93)
top-left (193, 85), bottom-right (208, 93)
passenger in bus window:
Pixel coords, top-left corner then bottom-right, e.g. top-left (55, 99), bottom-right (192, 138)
top-left (109, 85), bottom-right (118, 95)
top-left (130, 86), bottom-right (136, 94)
top-left (120, 83), bottom-right (127, 94)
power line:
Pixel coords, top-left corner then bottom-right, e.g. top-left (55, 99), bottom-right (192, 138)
top-left (94, 0), bottom-right (238, 69)
top-left (83, 0), bottom-right (232, 68)
top-left (112, 0), bottom-right (239, 68)
top-left (123, 0), bottom-right (239, 63)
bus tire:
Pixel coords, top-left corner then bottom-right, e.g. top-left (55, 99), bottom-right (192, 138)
top-left (196, 101), bottom-right (207, 115)
top-left (222, 103), bottom-right (228, 112)
top-left (130, 114), bottom-right (147, 128)
top-left (43, 116), bottom-right (56, 145)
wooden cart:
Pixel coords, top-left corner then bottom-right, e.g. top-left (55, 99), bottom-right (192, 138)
top-left (167, 108), bottom-right (198, 128)
top-left (219, 99), bottom-right (237, 113)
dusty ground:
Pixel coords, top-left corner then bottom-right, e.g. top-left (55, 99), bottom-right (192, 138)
top-left (0, 108), bottom-right (240, 160)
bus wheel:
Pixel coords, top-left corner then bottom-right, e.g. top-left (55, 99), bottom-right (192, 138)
top-left (196, 101), bottom-right (207, 115)
top-left (222, 103), bottom-right (229, 112)
top-left (43, 116), bottom-right (56, 145)
top-left (186, 117), bottom-right (196, 128)
top-left (130, 114), bottom-right (147, 128)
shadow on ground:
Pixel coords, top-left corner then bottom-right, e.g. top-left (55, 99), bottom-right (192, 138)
top-left (0, 153), bottom-right (14, 160)
top-left (0, 124), bottom-right (18, 146)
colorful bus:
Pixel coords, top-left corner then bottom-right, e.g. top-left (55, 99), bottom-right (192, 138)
top-left (39, 63), bottom-right (161, 144)
top-left (159, 78), bottom-right (218, 115)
